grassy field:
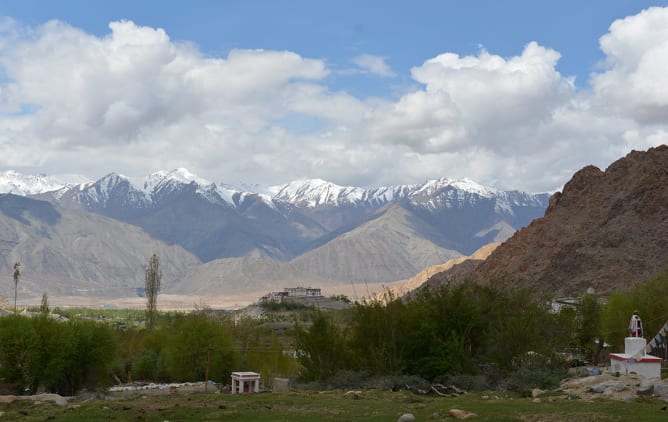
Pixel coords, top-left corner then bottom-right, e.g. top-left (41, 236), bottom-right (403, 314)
top-left (2, 389), bottom-right (668, 421)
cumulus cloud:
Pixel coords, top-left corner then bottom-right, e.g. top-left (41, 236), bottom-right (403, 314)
top-left (591, 7), bottom-right (668, 125)
top-left (352, 54), bottom-right (396, 77)
top-left (0, 9), bottom-right (667, 193)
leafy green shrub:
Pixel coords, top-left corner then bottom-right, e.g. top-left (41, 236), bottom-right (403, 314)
top-left (131, 350), bottom-right (159, 381)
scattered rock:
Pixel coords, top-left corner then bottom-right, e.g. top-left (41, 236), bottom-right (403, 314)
top-left (532, 398), bottom-right (541, 403)
top-left (0, 394), bottom-right (66, 407)
top-left (653, 384), bottom-right (668, 398)
top-left (602, 387), bottom-right (615, 397)
top-left (397, 413), bottom-right (416, 422)
top-left (344, 390), bottom-right (361, 400)
top-left (637, 379), bottom-right (654, 395)
top-left (449, 408), bottom-right (478, 419)
top-left (590, 381), bottom-right (623, 393)
top-left (531, 388), bottom-right (544, 398)
top-left (431, 411), bottom-right (442, 419)
top-left (33, 393), bottom-right (68, 407)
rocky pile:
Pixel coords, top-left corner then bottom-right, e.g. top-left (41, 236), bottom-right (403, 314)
top-left (559, 373), bottom-right (668, 402)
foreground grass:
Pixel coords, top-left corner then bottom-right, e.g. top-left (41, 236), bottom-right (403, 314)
top-left (1, 389), bottom-right (667, 421)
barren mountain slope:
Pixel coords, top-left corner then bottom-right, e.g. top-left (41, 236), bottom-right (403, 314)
top-left (289, 203), bottom-right (464, 283)
top-left (0, 194), bottom-right (200, 299)
top-left (461, 146), bottom-right (668, 296)
top-left (391, 242), bottom-right (500, 297)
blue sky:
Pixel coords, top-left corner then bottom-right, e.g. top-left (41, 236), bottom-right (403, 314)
top-left (0, 1), bottom-right (667, 192)
top-left (3, 1), bottom-right (662, 93)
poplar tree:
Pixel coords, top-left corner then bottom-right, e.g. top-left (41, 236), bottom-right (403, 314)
top-left (144, 254), bottom-right (162, 330)
top-left (13, 262), bottom-right (20, 314)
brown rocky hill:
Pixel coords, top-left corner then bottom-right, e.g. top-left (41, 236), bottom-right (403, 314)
top-left (426, 145), bottom-right (668, 297)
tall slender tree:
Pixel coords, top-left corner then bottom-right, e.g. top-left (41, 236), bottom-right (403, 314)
top-left (144, 254), bottom-right (162, 330)
top-left (13, 262), bottom-right (20, 314)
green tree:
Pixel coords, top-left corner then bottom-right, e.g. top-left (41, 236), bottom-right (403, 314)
top-left (294, 311), bottom-right (348, 381)
top-left (602, 272), bottom-right (668, 350)
top-left (348, 291), bottom-right (407, 375)
top-left (13, 261), bottom-right (20, 314)
top-left (160, 314), bottom-right (239, 383)
top-left (0, 315), bottom-right (32, 389)
top-left (56, 320), bottom-right (118, 395)
top-left (144, 254), bottom-right (162, 330)
top-left (25, 315), bottom-right (71, 392)
top-left (403, 283), bottom-right (486, 378)
top-left (40, 292), bottom-right (49, 316)
top-left (482, 286), bottom-right (555, 371)
top-left (576, 294), bottom-right (602, 364)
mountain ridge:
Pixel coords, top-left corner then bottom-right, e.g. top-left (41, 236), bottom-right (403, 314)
top-left (0, 169), bottom-right (549, 298)
top-left (425, 145), bottom-right (668, 297)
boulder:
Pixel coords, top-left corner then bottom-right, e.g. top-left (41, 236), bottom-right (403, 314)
top-left (33, 393), bottom-right (68, 407)
top-left (590, 381), bottom-right (623, 393)
top-left (653, 383), bottom-right (668, 398)
top-left (397, 413), bottom-right (416, 422)
top-left (531, 388), bottom-right (544, 398)
top-left (272, 378), bottom-right (289, 393)
top-left (449, 408), bottom-right (478, 419)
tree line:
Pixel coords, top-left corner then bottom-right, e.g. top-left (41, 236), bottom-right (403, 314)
top-left (294, 272), bottom-right (668, 391)
top-left (2, 271), bottom-right (667, 395)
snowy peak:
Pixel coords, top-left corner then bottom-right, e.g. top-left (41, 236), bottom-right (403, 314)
top-left (72, 172), bottom-right (151, 208)
top-left (406, 178), bottom-right (548, 215)
top-left (0, 169), bottom-right (548, 216)
top-left (0, 170), bottom-right (89, 196)
top-left (143, 168), bottom-right (212, 193)
top-left (267, 176), bottom-right (536, 212)
top-left (270, 179), bottom-right (366, 207)
top-left (412, 178), bottom-right (497, 198)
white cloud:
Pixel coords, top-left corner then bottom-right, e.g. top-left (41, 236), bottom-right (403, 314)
top-left (0, 9), bottom-right (667, 194)
top-left (352, 54), bottom-right (396, 77)
top-left (591, 7), bottom-right (668, 124)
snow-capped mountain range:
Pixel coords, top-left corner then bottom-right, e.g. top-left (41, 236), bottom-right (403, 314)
top-left (0, 168), bottom-right (549, 298)
top-left (0, 169), bottom-right (547, 215)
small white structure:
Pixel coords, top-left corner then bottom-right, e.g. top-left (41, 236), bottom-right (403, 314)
top-left (609, 312), bottom-right (663, 379)
top-left (231, 371), bottom-right (261, 394)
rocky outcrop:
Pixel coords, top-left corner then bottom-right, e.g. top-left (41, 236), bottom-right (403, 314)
top-left (428, 145), bottom-right (668, 297)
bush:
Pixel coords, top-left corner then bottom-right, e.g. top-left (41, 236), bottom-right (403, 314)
top-left (502, 353), bottom-right (568, 393)
top-left (131, 350), bottom-right (159, 381)
top-left (324, 370), bottom-right (369, 389)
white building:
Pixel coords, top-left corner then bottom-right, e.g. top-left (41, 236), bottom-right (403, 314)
top-left (609, 312), bottom-right (663, 379)
top-left (231, 371), bottom-right (261, 394)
